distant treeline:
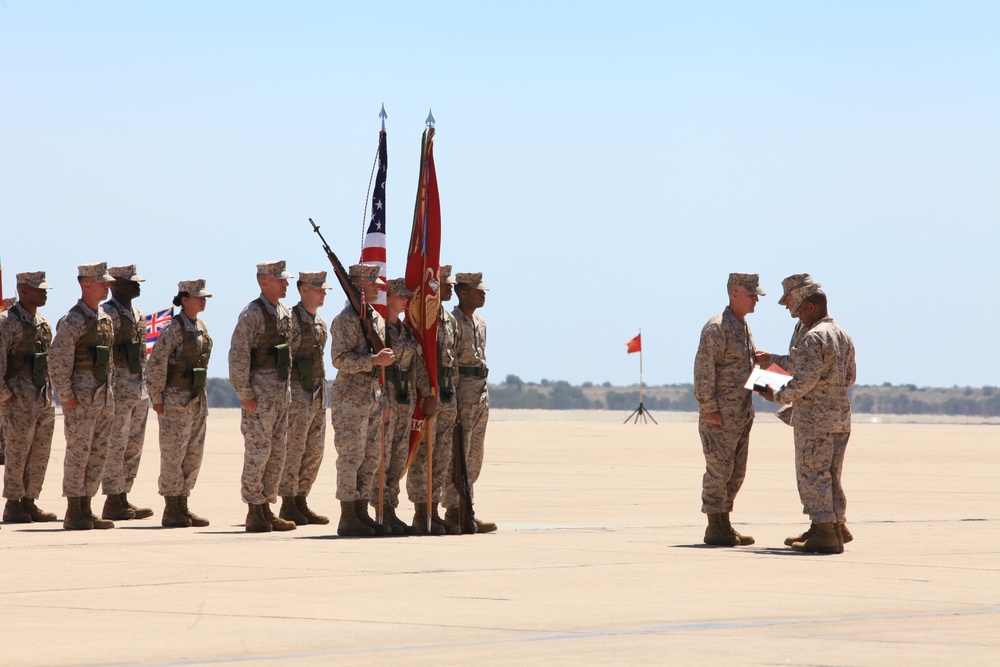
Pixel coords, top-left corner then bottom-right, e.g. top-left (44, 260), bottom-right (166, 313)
top-left (201, 377), bottom-right (1000, 417)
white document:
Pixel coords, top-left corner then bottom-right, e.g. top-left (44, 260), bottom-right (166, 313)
top-left (744, 365), bottom-right (793, 392)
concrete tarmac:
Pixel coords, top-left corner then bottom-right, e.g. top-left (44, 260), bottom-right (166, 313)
top-left (2, 409), bottom-right (997, 666)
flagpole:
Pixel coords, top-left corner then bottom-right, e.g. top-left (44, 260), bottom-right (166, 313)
top-left (424, 109), bottom-right (436, 534)
top-left (638, 327), bottom-right (643, 406)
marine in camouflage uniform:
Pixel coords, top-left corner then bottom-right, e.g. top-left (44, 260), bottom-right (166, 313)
top-left (443, 272), bottom-right (496, 533)
top-left (756, 274), bottom-right (815, 427)
top-left (99, 265), bottom-right (154, 521)
top-left (694, 272), bottom-right (764, 546)
top-left (229, 261), bottom-right (297, 532)
top-left (146, 279), bottom-right (214, 528)
top-left (371, 278), bottom-right (435, 535)
top-left (769, 284), bottom-right (856, 554)
top-left (0, 272), bottom-right (58, 524)
top-left (407, 266), bottom-right (459, 534)
top-left (329, 264), bottom-right (394, 536)
top-left (278, 271), bottom-right (331, 526)
top-left (50, 263), bottom-right (118, 530)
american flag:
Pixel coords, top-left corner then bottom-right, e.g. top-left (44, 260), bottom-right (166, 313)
top-left (360, 127), bottom-right (388, 317)
top-left (145, 307), bottom-right (174, 354)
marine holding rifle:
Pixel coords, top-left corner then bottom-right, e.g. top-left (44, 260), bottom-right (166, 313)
top-left (229, 261), bottom-right (297, 533)
top-left (329, 263), bottom-right (394, 537)
top-left (442, 272), bottom-right (496, 533)
top-left (49, 262), bottom-right (118, 530)
top-left (145, 279), bottom-right (214, 528)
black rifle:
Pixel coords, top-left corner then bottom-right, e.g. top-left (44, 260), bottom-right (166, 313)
top-left (309, 218), bottom-right (385, 352)
top-left (452, 414), bottom-right (476, 533)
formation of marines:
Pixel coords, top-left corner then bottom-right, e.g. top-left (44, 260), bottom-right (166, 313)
top-left (0, 261), bottom-right (497, 537)
top-left (695, 272), bottom-right (856, 555)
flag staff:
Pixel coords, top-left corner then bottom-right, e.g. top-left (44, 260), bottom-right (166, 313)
top-left (625, 329), bottom-right (657, 424)
top-left (423, 109), bottom-right (435, 533)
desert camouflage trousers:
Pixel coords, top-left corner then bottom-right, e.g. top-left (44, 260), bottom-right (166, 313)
top-left (279, 386), bottom-right (326, 497)
top-left (240, 391), bottom-right (289, 505)
top-left (157, 388), bottom-right (207, 497)
top-left (794, 427), bottom-right (849, 524)
top-left (407, 397), bottom-right (457, 504)
top-left (62, 377), bottom-right (114, 498)
top-left (1, 381), bottom-right (55, 500)
top-left (102, 383), bottom-right (149, 495)
top-left (699, 413), bottom-right (753, 514)
top-left (330, 376), bottom-right (382, 502)
top-left (442, 379), bottom-right (488, 510)
top-left (367, 394), bottom-right (416, 509)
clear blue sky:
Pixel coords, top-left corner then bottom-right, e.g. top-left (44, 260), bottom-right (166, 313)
top-left (3, 2), bottom-right (998, 388)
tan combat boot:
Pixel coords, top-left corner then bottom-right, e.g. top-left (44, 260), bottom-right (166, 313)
top-left (785, 523), bottom-right (816, 546)
top-left (262, 503), bottom-right (296, 531)
top-left (83, 496), bottom-right (114, 529)
top-left (63, 497), bottom-right (93, 530)
top-left (381, 504), bottom-right (407, 536)
top-left (791, 522), bottom-right (841, 554)
top-left (354, 500), bottom-right (390, 536)
top-left (411, 503), bottom-right (445, 536)
top-left (723, 512), bottom-right (754, 545)
top-left (431, 503), bottom-right (460, 535)
top-left (3, 498), bottom-right (33, 523)
top-left (121, 493), bottom-right (154, 519)
top-left (338, 500), bottom-right (375, 537)
top-left (839, 522), bottom-right (853, 543)
top-left (245, 503), bottom-right (273, 533)
top-left (444, 507), bottom-right (475, 534)
top-left (162, 496), bottom-right (192, 528)
top-left (102, 493), bottom-right (136, 521)
top-left (21, 498), bottom-right (58, 522)
top-left (179, 496), bottom-right (209, 527)
top-left (279, 496), bottom-right (309, 525)
top-left (704, 513), bottom-right (738, 546)
top-left (295, 495), bottom-right (329, 525)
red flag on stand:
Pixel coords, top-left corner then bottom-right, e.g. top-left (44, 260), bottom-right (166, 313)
top-left (626, 333), bottom-right (642, 354)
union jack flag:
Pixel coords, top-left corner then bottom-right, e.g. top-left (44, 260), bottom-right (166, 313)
top-left (360, 127), bottom-right (388, 317)
top-left (145, 307), bottom-right (174, 354)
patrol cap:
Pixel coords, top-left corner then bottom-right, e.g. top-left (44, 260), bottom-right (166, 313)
top-left (298, 271), bottom-right (331, 290)
top-left (16, 271), bottom-right (53, 290)
top-left (778, 273), bottom-right (813, 306)
top-left (439, 264), bottom-right (457, 285)
top-left (728, 272), bottom-right (765, 296)
top-left (178, 279), bottom-right (213, 298)
top-left (256, 260), bottom-right (294, 279)
top-left (78, 262), bottom-right (115, 283)
top-left (455, 272), bottom-right (489, 291)
top-left (108, 264), bottom-right (146, 282)
top-left (348, 263), bottom-right (386, 286)
top-left (387, 278), bottom-right (413, 296)
top-left (789, 283), bottom-right (824, 317)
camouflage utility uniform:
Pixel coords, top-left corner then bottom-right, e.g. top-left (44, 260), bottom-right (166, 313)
top-left (50, 300), bottom-right (116, 499)
top-left (229, 297), bottom-right (292, 506)
top-left (280, 303), bottom-right (328, 499)
top-left (329, 303), bottom-right (386, 502)
top-left (146, 312), bottom-right (212, 498)
top-left (442, 305), bottom-right (489, 511)
top-left (773, 316), bottom-right (856, 524)
top-left (375, 318), bottom-right (431, 509)
top-left (0, 303), bottom-right (55, 504)
top-left (100, 297), bottom-right (148, 497)
top-left (407, 305), bottom-right (457, 505)
top-left (694, 306), bottom-right (755, 514)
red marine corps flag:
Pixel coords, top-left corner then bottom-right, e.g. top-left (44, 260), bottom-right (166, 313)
top-left (626, 333), bottom-right (641, 354)
top-left (403, 113), bottom-right (442, 519)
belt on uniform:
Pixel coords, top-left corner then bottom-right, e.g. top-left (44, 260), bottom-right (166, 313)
top-left (384, 368), bottom-right (412, 383)
top-left (458, 366), bottom-right (488, 379)
top-left (355, 367), bottom-right (381, 379)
